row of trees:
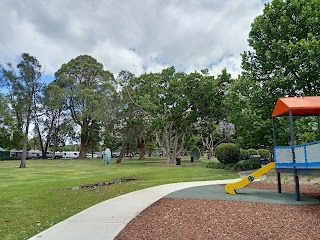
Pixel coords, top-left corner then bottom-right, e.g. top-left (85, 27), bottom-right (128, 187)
top-left (1, 0), bottom-right (319, 167)
top-left (0, 53), bottom-right (234, 166)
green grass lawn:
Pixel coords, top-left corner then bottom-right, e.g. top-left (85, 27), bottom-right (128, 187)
top-left (0, 157), bottom-right (237, 240)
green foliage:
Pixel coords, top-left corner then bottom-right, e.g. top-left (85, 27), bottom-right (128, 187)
top-left (0, 107), bottom-right (21, 149)
top-left (0, 94), bottom-right (17, 149)
top-left (232, 160), bottom-right (261, 171)
top-left (240, 149), bottom-right (250, 160)
top-left (207, 162), bottom-right (234, 170)
top-left (248, 148), bottom-right (258, 156)
top-left (0, 53), bottom-right (44, 167)
top-left (206, 162), bottom-right (226, 169)
top-left (207, 159), bottom-right (260, 171)
top-left (298, 132), bottom-right (317, 144)
top-left (225, 77), bottom-right (274, 149)
top-left (226, 0), bottom-right (320, 150)
top-left (257, 149), bottom-right (270, 159)
top-left (132, 67), bottom-right (233, 163)
top-left (55, 55), bottom-right (116, 157)
top-left (215, 143), bottom-right (240, 164)
top-left (242, 0), bottom-right (320, 116)
top-left (295, 116), bottom-right (319, 144)
top-left (0, 156), bottom-right (20, 161)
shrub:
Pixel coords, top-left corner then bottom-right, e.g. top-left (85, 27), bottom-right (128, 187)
top-left (0, 156), bottom-right (20, 161)
top-left (215, 143), bottom-right (240, 164)
top-left (207, 159), bottom-right (261, 171)
top-left (223, 164), bottom-right (234, 170)
top-left (240, 149), bottom-right (250, 160)
top-left (206, 162), bottom-right (234, 170)
top-left (232, 160), bottom-right (261, 171)
top-left (207, 162), bottom-right (225, 169)
top-left (257, 149), bottom-right (270, 159)
top-left (248, 148), bottom-right (258, 156)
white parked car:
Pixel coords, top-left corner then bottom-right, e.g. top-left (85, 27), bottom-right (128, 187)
top-left (86, 153), bottom-right (100, 158)
top-left (61, 151), bottom-right (79, 159)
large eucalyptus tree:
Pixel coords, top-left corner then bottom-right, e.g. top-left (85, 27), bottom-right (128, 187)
top-left (55, 55), bottom-right (116, 158)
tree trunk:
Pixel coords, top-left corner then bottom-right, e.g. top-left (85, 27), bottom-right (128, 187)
top-left (20, 135), bottom-right (28, 168)
top-left (34, 119), bottom-right (45, 158)
top-left (46, 116), bottom-right (57, 160)
top-left (162, 148), bottom-right (168, 157)
top-left (79, 138), bottom-right (87, 159)
top-left (52, 110), bottom-right (62, 160)
top-left (176, 133), bottom-right (185, 157)
top-left (138, 145), bottom-right (145, 160)
top-left (116, 141), bottom-right (126, 163)
top-left (202, 135), bottom-right (214, 160)
top-left (116, 149), bottom-right (125, 163)
top-left (136, 137), bottom-right (146, 160)
top-left (156, 122), bottom-right (183, 164)
top-left (20, 116), bottom-right (31, 168)
top-left (208, 147), bottom-right (213, 159)
top-left (79, 121), bottom-right (89, 159)
top-left (165, 123), bottom-right (174, 163)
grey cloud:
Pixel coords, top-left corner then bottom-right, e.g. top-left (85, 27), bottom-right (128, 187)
top-left (0, 0), bottom-right (267, 77)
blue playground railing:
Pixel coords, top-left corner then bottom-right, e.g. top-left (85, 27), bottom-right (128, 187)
top-left (274, 140), bottom-right (320, 168)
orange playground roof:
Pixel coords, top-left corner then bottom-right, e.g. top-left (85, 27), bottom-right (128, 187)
top-left (272, 96), bottom-right (320, 117)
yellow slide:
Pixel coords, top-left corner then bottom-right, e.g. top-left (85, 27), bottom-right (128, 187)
top-left (225, 162), bottom-right (275, 194)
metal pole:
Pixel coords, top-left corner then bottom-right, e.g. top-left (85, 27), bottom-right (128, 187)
top-left (294, 169), bottom-right (300, 201)
top-left (289, 110), bottom-right (300, 201)
top-left (273, 117), bottom-right (281, 193)
top-left (318, 115), bottom-right (320, 140)
top-left (277, 172), bottom-right (282, 193)
top-left (272, 117), bottom-right (277, 146)
top-left (289, 110), bottom-right (295, 162)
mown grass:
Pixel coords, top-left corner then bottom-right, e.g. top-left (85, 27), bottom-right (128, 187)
top-left (0, 157), bottom-right (237, 240)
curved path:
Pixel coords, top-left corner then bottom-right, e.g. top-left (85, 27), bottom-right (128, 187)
top-left (28, 179), bottom-right (240, 240)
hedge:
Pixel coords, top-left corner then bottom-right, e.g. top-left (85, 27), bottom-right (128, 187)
top-left (215, 143), bottom-right (240, 164)
top-left (207, 160), bottom-right (261, 171)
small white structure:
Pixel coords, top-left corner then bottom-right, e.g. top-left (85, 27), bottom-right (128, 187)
top-left (10, 149), bottom-right (22, 158)
top-left (86, 152), bottom-right (101, 158)
top-left (27, 150), bottom-right (42, 159)
top-left (61, 151), bottom-right (79, 159)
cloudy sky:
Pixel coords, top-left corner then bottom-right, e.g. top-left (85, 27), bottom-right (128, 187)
top-left (1, 0), bottom-right (268, 82)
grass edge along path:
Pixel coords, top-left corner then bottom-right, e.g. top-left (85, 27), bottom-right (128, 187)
top-left (0, 157), bottom-right (237, 240)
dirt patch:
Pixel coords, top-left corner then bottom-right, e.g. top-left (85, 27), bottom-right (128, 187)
top-left (68, 177), bottom-right (138, 190)
top-left (150, 161), bottom-right (200, 166)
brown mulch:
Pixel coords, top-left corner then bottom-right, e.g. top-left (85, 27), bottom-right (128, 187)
top-left (116, 180), bottom-right (320, 240)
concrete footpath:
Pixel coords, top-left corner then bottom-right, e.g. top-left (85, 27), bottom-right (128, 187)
top-left (28, 179), bottom-right (240, 240)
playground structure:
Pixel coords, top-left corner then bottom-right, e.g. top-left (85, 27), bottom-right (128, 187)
top-left (225, 96), bottom-right (320, 200)
top-left (225, 162), bottom-right (275, 194)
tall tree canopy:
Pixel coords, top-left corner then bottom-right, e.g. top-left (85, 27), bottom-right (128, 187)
top-left (133, 67), bottom-right (189, 163)
top-left (33, 82), bottom-right (69, 159)
top-left (0, 93), bottom-right (19, 149)
top-left (230, 0), bottom-right (320, 148)
top-left (55, 55), bottom-right (116, 158)
top-left (132, 67), bottom-right (231, 163)
top-left (0, 53), bottom-right (43, 167)
top-left (242, 0), bottom-right (320, 116)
